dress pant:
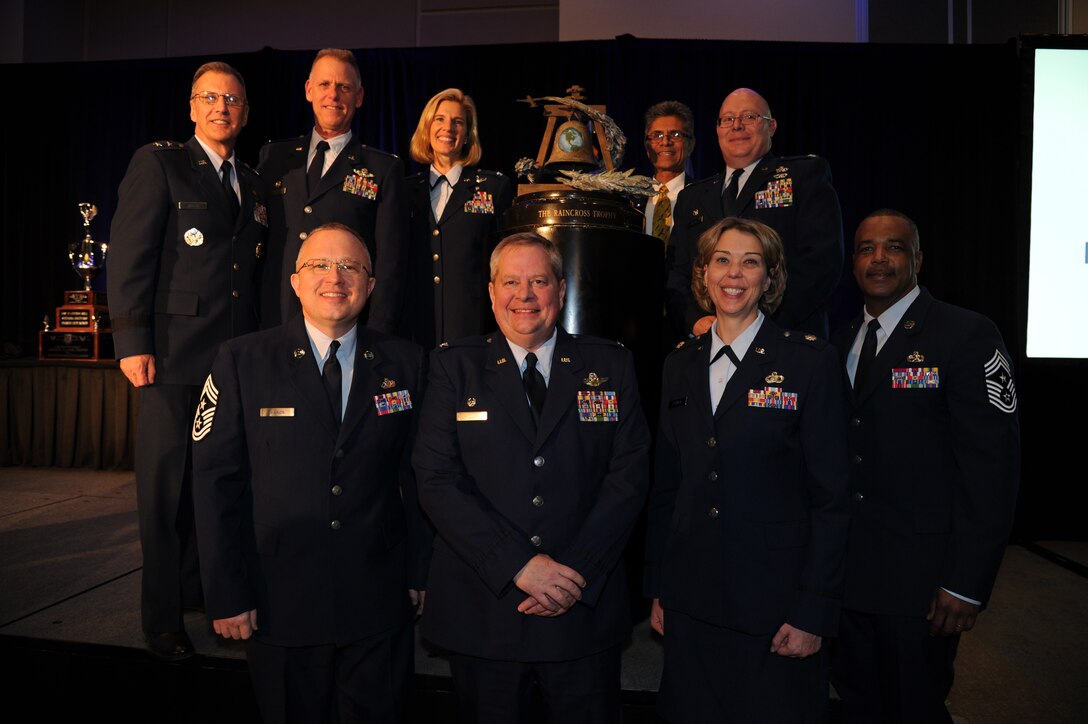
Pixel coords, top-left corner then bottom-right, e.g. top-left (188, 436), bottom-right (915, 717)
top-left (135, 383), bottom-right (202, 633)
top-left (447, 645), bottom-right (623, 724)
top-left (831, 609), bottom-right (958, 724)
top-left (657, 608), bottom-right (830, 724)
top-left (246, 622), bottom-right (414, 724)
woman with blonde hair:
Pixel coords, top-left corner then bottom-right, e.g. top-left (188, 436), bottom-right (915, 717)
top-left (403, 88), bottom-right (513, 348)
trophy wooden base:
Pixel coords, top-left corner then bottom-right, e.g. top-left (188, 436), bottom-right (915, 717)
top-left (40, 330), bottom-right (115, 361)
top-left (39, 289), bottom-right (115, 361)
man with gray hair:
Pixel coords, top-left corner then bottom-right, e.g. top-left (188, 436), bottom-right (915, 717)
top-left (108, 60), bottom-right (266, 660)
top-left (413, 232), bottom-right (651, 723)
top-left (665, 87), bottom-right (843, 341)
top-left (259, 48), bottom-right (408, 334)
top-left (642, 100), bottom-right (695, 245)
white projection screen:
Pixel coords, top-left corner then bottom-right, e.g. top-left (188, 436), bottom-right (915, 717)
top-left (1026, 48), bottom-right (1088, 359)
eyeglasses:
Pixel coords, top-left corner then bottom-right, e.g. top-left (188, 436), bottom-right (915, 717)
top-left (297, 258), bottom-right (371, 276)
top-left (645, 130), bottom-right (690, 142)
top-left (190, 92), bottom-right (247, 108)
top-left (717, 112), bottom-right (772, 128)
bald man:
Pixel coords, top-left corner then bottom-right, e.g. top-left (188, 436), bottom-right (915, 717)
top-left (665, 88), bottom-right (843, 341)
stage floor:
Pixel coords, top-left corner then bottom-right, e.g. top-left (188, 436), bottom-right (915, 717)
top-left (1, 467), bottom-right (1085, 722)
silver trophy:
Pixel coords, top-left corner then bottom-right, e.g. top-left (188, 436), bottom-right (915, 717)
top-left (68, 202), bottom-right (109, 291)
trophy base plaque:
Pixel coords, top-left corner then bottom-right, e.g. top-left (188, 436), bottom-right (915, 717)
top-left (40, 330), bottom-right (115, 361)
top-left (39, 289), bottom-right (115, 362)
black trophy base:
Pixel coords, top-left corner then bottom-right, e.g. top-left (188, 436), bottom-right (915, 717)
top-left (39, 330), bottom-right (115, 361)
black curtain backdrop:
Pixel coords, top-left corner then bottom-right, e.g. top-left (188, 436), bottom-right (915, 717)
top-left (0, 36), bottom-right (1076, 538)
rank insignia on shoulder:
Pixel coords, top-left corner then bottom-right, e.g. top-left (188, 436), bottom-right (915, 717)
top-left (907, 351), bottom-right (925, 363)
top-left (184, 228), bottom-right (204, 247)
top-left (578, 390), bottom-right (619, 422)
top-left (374, 390), bottom-right (412, 415)
top-left (747, 386), bottom-right (797, 410)
top-left (984, 349), bottom-right (1017, 413)
top-left (191, 375), bottom-right (219, 441)
top-left (381, 378), bottom-right (397, 390)
top-left (293, 348), bottom-right (306, 359)
top-left (583, 372), bottom-right (608, 387)
top-left (765, 371), bottom-right (784, 384)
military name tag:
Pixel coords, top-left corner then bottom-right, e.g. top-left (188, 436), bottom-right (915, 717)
top-left (456, 411), bottom-right (488, 422)
top-left (259, 408), bottom-right (295, 417)
top-left (891, 367), bottom-right (940, 389)
top-left (747, 386), bottom-right (798, 410)
top-left (577, 390), bottom-right (619, 422)
top-left (374, 390), bottom-right (412, 415)
top-left (178, 201), bottom-right (208, 210)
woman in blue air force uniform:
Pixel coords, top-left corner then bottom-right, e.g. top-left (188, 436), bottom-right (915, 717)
top-left (403, 88), bottom-right (513, 349)
top-left (645, 217), bottom-right (851, 723)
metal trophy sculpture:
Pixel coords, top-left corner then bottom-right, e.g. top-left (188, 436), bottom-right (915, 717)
top-left (39, 203), bottom-right (115, 360)
top-left (505, 86), bottom-right (663, 411)
top-left (69, 203), bottom-right (109, 291)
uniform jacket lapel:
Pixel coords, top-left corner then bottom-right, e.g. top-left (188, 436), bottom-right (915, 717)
top-left (284, 316), bottom-right (340, 438)
top-left (186, 137), bottom-right (233, 227)
top-left (484, 334), bottom-right (537, 443)
top-left (733, 153), bottom-right (777, 216)
top-left (534, 329), bottom-right (583, 448)
top-left (855, 290), bottom-right (932, 403)
top-left (311, 137), bottom-right (363, 202)
top-left (682, 335), bottom-right (716, 425)
top-left (438, 170), bottom-right (476, 225)
top-left (712, 321), bottom-right (779, 420)
top-left (338, 325), bottom-right (383, 445)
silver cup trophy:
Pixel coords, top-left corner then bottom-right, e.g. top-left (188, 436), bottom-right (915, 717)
top-left (69, 202), bottom-right (109, 291)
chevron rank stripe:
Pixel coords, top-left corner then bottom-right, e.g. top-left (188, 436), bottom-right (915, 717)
top-left (191, 374), bottom-right (220, 441)
top-left (984, 349), bottom-right (1018, 413)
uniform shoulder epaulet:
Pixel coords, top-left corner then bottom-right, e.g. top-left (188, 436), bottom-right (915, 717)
top-left (267, 135), bottom-right (306, 144)
top-left (780, 329), bottom-right (829, 350)
top-left (687, 174), bottom-right (720, 188)
top-left (440, 335), bottom-right (490, 351)
top-left (570, 334), bottom-right (625, 349)
top-left (360, 145), bottom-right (400, 160)
top-left (151, 140), bottom-right (185, 150)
